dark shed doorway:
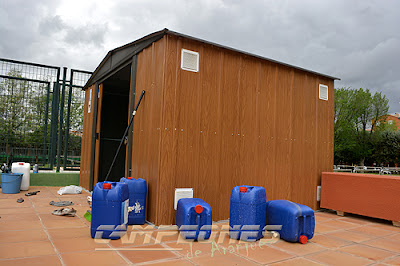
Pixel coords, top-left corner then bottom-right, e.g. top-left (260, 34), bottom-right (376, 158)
top-left (97, 64), bottom-right (131, 182)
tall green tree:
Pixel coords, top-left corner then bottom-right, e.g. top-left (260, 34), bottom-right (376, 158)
top-left (334, 87), bottom-right (389, 165)
top-left (0, 71), bottom-right (30, 148)
top-left (371, 131), bottom-right (400, 166)
top-left (371, 92), bottom-right (390, 132)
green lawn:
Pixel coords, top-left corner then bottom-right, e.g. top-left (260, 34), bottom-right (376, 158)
top-left (30, 172), bottom-right (80, 186)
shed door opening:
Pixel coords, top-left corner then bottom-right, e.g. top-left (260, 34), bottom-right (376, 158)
top-left (97, 65), bottom-right (131, 182)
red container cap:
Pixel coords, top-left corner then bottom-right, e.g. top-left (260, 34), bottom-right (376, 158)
top-left (239, 186), bottom-right (247, 193)
top-left (103, 183), bottom-right (112, 189)
top-left (19, 162), bottom-right (24, 165)
top-left (299, 235), bottom-right (308, 244)
top-left (194, 204), bottom-right (203, 214)
top-left (127, 177), bottom-right (133, 179)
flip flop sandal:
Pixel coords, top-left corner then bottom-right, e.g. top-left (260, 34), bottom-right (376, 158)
top-left (52, 208), bottom-right (77, 216)
top-left (17, 198), bottom-right (24, 203)
top-left (64, 208), bottom-right (77, 216)
top-left (49, 201), bottom-right (73, 207)
top-left (25, 191), bottom-right (40, 196)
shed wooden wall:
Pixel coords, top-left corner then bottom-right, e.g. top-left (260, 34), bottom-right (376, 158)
top-left (80, 84), bottom-right (96, 189)
top-left (130, 38), bottom-right (166, 223)
top-left (130, 34), bottom-right (334, 225)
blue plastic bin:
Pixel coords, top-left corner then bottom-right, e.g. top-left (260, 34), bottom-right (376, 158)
top-left (120, 177), bottom-right (147, 225)
top-left (266, 200), bottom-right (315, 244)
top-left (176, 198), bottom-right (212, 240)
top-left (91, 181), bottom-right (129, 239)
top-left (1, 173), bottom-right (23, 194)
top-left (229, 185), bottom-right (267, 241)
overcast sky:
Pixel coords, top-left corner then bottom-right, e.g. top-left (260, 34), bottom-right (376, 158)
top-left (0, 0), bottom-right (399, 112)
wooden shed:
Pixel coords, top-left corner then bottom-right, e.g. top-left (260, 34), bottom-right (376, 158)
top-left (80, 29), bottom-right (338, 225)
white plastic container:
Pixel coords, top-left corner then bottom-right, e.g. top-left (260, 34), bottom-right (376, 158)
top-left (11, 162), bottom-right (30, 191)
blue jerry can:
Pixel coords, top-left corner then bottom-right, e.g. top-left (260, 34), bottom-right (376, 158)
top-left (229, 186), bottom-right (267, 241)
top-left (91, 181), bottom-right (129, 239)
top-left (120, 177), bottom-right (147, 225)
top-left (266, 200), bottom-right (315, 244)
top-left (176, 198), bottom-right (212, 240)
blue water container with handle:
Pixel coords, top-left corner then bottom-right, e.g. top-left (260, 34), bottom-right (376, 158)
top-left (266, 200), bottom-right (315, 244)
top-left (229, 185), bottom-right (267, 241)
top-left (91, 181), bottom-right (129, 239)
top-left (176, 198), bottom-right (212, 240)
top-left (120, 177), bottom-right (147, 225)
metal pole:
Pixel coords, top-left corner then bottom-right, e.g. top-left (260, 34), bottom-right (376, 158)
top-left (63, 70), bottom-right (74, 169)
top-left (49, 83), bottom-right (55, 168)
top-left (56, 67), bottom-right (67, 172)
top-left (49, 82), bottom-right (59, 169)
top-left (50, 68), bottom-right (61, 169)
top-left (42, 82), bottom-right (50, 166)
top-left (10, 79), bottom-right (15, 164)
top-left (5, 80), bottom-right (14, 165)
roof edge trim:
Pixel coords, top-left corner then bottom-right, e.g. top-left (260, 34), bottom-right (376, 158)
top-left (165, 30), bottom-right (340, 81)
top-left (83, 28), bottom-right (168, 90)
top-left (84, 28), bottom-right (339, 90)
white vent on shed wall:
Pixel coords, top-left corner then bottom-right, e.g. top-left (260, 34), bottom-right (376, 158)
top-left (181, 49), bottom-right (199, 72)
top-left (319, 84), bottom-right (329, 101)
top-left (174, 188), bottom-right (193, 210)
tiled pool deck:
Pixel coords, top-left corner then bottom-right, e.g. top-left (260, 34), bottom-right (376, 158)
top-left (1, 186), bottom-right (400, 265)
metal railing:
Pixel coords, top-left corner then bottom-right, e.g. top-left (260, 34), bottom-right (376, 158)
top-left (334, 165), bottom-right (400, 175)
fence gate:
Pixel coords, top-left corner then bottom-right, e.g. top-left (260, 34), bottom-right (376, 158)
top-left (0, 58), bottom-right (91, 171)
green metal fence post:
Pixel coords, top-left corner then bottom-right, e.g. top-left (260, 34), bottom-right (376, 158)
top-left (56, 67), bottom-right (67, 172)
top-left (49, 81), bottom-right (60, 169)
top-left (63, 70), bottom-right (74, 169)
top-left (42, 82), bottom-right (50, 166)
top-left (49, 66), bottom-right (61, 170)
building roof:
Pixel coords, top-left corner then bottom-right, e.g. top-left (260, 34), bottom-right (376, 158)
top-left (83, 28), bottom-right (340, 90)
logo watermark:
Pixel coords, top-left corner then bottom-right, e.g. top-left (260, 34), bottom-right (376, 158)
top-left (94, 224), bottom-right (281, 258)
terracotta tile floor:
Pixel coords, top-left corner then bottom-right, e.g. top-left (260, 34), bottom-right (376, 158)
top-left (1, 186), bottom-right (400, 265)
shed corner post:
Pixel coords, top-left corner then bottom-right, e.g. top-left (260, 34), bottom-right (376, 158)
top-left (125, 55), bottom-right (138, 178)
top-left (89, 82), bottom-right (100, 190)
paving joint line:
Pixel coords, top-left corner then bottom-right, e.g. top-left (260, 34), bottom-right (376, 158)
top-left (29, 187), bottom-right (66, 266)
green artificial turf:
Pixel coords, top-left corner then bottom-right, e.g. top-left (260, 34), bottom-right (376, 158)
top-left (29, 172), bottom-right (80, 186)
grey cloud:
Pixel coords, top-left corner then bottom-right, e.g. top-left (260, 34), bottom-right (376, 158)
top-left (167, 0), bottom-right (400, 112)
top-left (38, 14), bottom-right (108, 46)
top-left (0, 0), bottom-right (399, 112)
top-left (38, 15), bottom-right (65, 36)
top-left (64, 23), bottom-right (108, 46)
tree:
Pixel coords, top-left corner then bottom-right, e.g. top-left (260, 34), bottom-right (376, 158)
top-left (371, 92), bottom-right (390, 132)
top-left (371, 131), bottom-right (400, 166)
top-left (0, 71), bottom-right (30, 149)
top-left (375, 120), bottom-right (398, 132)
top-left (334, 87), bottom-right (389, 165)
top-left (59, 87), bottom-right (84, 156)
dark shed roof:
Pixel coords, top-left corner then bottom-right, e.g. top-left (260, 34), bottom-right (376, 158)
top-left (84, 28), bottom-right (339, 90)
